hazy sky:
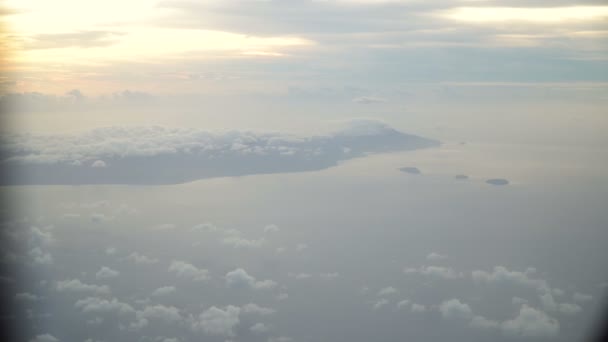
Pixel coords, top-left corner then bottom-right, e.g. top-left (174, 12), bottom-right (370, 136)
top-left (1, 1), bottom-right (607, 342)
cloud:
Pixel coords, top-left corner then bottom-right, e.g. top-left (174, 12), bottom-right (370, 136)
top-left (573, 292), bottom-right (593, 303)
top-left (472, 266), bottom-right (547, 291)
top-left (470, 315), bottom-right (500, 330)
top-left (439, 299), bottom-right (473, 320)
top-left (437, 6), bottom-right (608, 24)
top-left (133, 304), bottom-right (182, 329)
top-left (241, 303), bottom-right (276, 316)
top-left (250, 322), bottom-right (270, 334)
top-left (426, 252), bottom-right (448, 261)
top-left (397, 299), bottom-right (410, 310)
top-left (263, 224), bottom-right (280, 233)
top-left (404, 265), bottom-right (462, 279)
top-left (23, 30), bottom-right (125, 50)
top-left (29, 334), bottom-right (59, 342)
top-left (75, 297), bottom-right (135, 317)
top-left (95, 266), bottom-right (120, 280)
top-left (501, 305), bottom-right (559, 338)
top-left (152, 286), bottom-right (176, 297)
top-left (225, 268), bottom-right (277, 290)
top-left (0, 120), bottom-right (437, 185)
top-left (192, 305), bottom-right (241, 337)
top-left (377, 286), bottom-right (399, 296)
top-left (411, 303), bottom-right (427, 313)
top-left (169, 260), bottom-right (209, 282)
top-left (15, 292), bottom-right (39, 302)
top-left (352, 96), bottom-right (387, 104)
top-left (127, 252), bottom-right (159, 265)
top-left (56, 279), bottom-right (110, 295)
top-left (372, 298), bottom-right (389, 310)
top-left (295, 243), bottom-right (308, 252)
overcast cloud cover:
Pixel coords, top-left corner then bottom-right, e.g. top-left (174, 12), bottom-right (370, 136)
top-left (1, 1), bottom-right (607, 342)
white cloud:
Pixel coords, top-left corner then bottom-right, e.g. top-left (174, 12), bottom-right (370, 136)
top-left (169, 260), bottom-right (209, 282)
top-left (426, 252), bottom-right (448, 261)
top-left (127, 252), bottom-right (158, 265)
top-left (56, 279), bottom-right (110, 295)
top-left (377, 286), bottom-right (398, 296)
top-left (222, 235), bottom-right (265, 248)
top-left (438, 6), bottom-right (608, 24)
top-left (501, 305), bottom-right (559, 338)
top-left (133, 304), bottom-right (182, 329)
top-left (471, 266), bottom-right (548, 291)
top-left (289, 272), bottom-right (312, 280)
top-left (28, 247), bottom-right (53, 265)
top-left (373, 298), bottom-right (389, 310)
top-left (225, 268), bottom-right (277, 290)
top-left (30, 334), bottom-right (59, 342)
top-left (152, 286), bottom-right (176, 297)
top-left (192, 305), bottom-right (240, 337)
top-left (95, 266), bottom-right (120, 279)
top-left (91, 160), bottom-right (107, 168)
top-left (512, 297), bottom-right (528, 306)
top-left (241, 303), bottom-right (276, 316)
top-left (470, 315), bottom-right (500, 330)
top-left (397, 299), bottom-right (410, 310)
top-left (263, 224), bottom-right (280, 233)
top-left (75, 297), bottom-right (135, 317)
top-left (1, 121), bottom-right (436, 185)
top-left (439, 299), bottom-right (473, 320)
top-left (250, 322), bottom-right (270, 334)
top-left (295, 243), bottom-right (308, 252)
top-left (411, 303), bottom-right (427, 313)
top-left (404, 265), bottom-right (462, 279)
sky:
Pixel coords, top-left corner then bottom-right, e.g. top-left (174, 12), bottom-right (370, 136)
top-left (1, 1), bottom-right (608, 342)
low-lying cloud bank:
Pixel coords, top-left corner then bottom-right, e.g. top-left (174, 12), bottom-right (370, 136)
top-left (0, 120), bottom-right (438, 185)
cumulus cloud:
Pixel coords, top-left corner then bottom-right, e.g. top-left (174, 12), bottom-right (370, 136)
top-left (132, 304), bottom-right (182, 329)
top-left (471, 266), bottom-right (547, 291)
top-left (56, 279), bottom-right (110, 295)
top-left (501, 305), bottom-right (559, 338)
top-left (126, 252), bottom-right (158, 265)
top-left (169, 260), bottom-right (209, 282)
top-left (225, 268), bottom-right (277, 290)
top-left (263, 224), bottom-right (280, 233)
top-left (411, 303), bottom-right (427, 313)
top-left (377, 286), bottom-right (399, 296)
top-left (75, 297), bottom-right (135, 317)
top-left (0, 121), bottom-right (437, 185)
top-left (152, 286), bottom-right (176, 297)
top-left (404, 265), bottom-right (463, 279)
top-left (439, 299), bottom-right (473, 320)
top-left (372, 298), bottom-right (389, 310)
top-left (241, 303), bottom-right (276, 316)
top-left (397, 299), bottom-right (410, 310)
top-left (426, 252), bottom-right (448, 261)
top-left (95, 266), bottom-right (120, 280)
top-left (192, 305), bottom-right (241, 337)
top-left (250, 322), bottom-right (270, 334)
